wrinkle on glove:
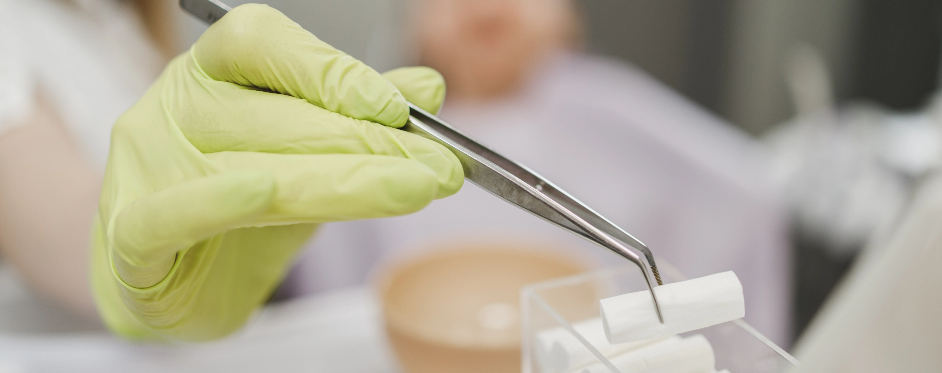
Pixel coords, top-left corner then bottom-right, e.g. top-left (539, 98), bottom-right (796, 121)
top-left (91, 4), bottom-right (461, 341)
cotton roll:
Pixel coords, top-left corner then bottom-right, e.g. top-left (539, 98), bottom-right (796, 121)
top-left (535, 318), bottom-right (673, 373)
top-left (601, 271), bottom-right (744, 344)
top-left (579, 334), bottom-right (715, 373)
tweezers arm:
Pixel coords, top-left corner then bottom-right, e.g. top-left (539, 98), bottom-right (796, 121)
top-left (405, 105), bottom-right (665, 322)
top-left (179, 0), bottom-right (230, 23)
top-left (405, 105), bottom-right (658, 272)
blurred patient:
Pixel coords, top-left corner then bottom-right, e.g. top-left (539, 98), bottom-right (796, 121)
top-left (292, 0), bottom-right (793, 345)
top-left (0, 0), bottom-right (172, 332)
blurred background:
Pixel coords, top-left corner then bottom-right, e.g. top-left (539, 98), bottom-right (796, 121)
top-left (168, 0), bottom-right (942, 133)
top-left (3, 0), bottom-right (942, 369)
top-left (164, 0), bottom-right (942, 340)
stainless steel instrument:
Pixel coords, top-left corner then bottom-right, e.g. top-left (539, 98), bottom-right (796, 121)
top-left (179, 0), bottom-right (665, 323)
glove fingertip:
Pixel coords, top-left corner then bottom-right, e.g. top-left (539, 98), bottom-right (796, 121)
top-left (388, 161), bottom-right (441, 214)
top-left (434, 150), bottom-right (464, 198)
top-left (383, 127), bottom-right (464, 199)
top-left (374, 90), bottom-right (410, 128)
top-left (383, 67), bottom-right (447, 115)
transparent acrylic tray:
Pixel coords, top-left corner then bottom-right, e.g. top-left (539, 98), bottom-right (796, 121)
top-left (521, 265), bottom-right (798, 373)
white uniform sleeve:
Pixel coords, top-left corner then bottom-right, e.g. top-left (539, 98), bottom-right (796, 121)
top-left (0, 1), bottom-right (36, 134)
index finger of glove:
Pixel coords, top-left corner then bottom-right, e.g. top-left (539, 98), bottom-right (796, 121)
top-left (173, 84), bottom-right (462, 197)
top-left (193, 4), bottom-right (409, 128)
top-left (207, 152), bottom-right (443, 224)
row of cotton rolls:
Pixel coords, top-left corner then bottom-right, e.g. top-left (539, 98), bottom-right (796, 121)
top-left (535, 271), bottom-right (745, 373)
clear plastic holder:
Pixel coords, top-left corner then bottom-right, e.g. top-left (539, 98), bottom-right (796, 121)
top-left (521, 265), bottom-right (799, 373)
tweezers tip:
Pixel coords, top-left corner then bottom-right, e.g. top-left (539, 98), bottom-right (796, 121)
top-left (651, 264), bottom-right (663, 286)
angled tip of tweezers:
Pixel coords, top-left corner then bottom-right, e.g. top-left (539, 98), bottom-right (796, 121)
top-left (651, 264), bottom-right (663, 286)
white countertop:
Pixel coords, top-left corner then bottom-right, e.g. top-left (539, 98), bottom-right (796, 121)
top-left (0, 287), bottom-right (402, 373)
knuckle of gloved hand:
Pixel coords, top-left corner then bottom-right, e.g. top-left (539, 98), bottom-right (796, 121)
top-left (111, 114), bottom-right (133, 142)
top-left (111, 102), bottom-right (148, 143)
top-left (210, 4), bottom-right (289, 61)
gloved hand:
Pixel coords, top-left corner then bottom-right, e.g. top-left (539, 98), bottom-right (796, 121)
top-left (91, 4), bottom-right (461, 341)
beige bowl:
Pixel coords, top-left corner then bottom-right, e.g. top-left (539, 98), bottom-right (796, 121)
top-left (377, 246), bottom-right (593, 373)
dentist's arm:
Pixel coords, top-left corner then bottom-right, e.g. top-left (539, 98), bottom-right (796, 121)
top-left (0, 98), bottom-right (99, 315)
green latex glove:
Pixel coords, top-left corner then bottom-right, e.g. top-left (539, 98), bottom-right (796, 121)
top-left (91, 4), bottom-right (461, 341)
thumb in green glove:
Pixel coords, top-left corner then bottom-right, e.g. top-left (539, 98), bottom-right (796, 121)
top-left (91, 4), bottom-right (461, 341)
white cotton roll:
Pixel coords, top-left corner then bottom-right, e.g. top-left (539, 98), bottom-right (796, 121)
top-left (600, 271), bottom-right (745, 344)
top-left (578, 334), bottom-right (715, 373)
top-left (535, 318), bottom-right (674, 373)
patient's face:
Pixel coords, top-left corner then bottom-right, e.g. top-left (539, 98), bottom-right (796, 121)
top-left (412, 0), bottom-right (576, 101)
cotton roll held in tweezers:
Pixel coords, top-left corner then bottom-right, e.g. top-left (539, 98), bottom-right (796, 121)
top-left (579, 334), bottom-right (715, 373)
top-left (601, 271), bottom-right (745, 344)
top-left (535, 318), bottom-right (674, 373)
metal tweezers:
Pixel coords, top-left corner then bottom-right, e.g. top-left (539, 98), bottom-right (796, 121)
top-left (180, 0), bottom-right (665, 323)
